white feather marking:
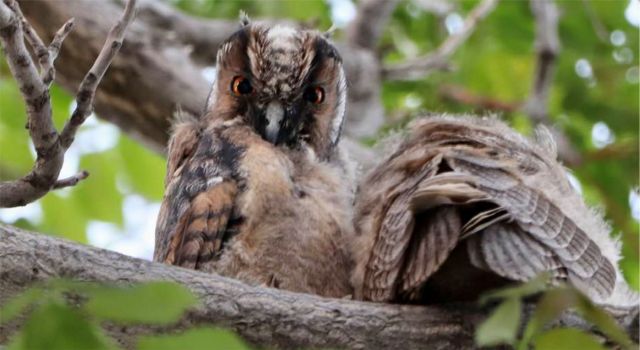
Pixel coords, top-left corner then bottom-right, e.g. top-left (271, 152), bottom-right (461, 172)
top-left (207, 176), bottom-right (223, 187)
top-left (330, 68), bottom-right (347, 144)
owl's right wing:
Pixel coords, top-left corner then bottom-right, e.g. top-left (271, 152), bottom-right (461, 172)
top-left (154, 117), bottom-right (238, 271)
top-left (353, 116), bottom-right (637, 312)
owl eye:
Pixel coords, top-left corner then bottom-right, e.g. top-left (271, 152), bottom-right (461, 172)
top-left (231, 76), bottom-right (253, 95)
top-left (303, 86), bottom-right (324, 104)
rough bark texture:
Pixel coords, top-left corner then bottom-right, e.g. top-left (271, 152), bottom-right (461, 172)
top-left (0, 224), bottom-right (483, 349)
top-left (1, 224), bottom-right (636, 349)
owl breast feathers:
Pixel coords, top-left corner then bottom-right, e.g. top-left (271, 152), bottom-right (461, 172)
top-left (154, 21), bottom-right (637, 314)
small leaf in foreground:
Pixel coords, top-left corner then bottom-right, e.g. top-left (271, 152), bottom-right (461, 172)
top-left (0, 287), bottom-right (43, 323)
top-left (86, 281), bottom-right (198, 324)
top-left (533, 328), bottom-right (606, 350)
top-left (137, 328), bottom-right (250, 350)
top-left (8, 302), bottom-right (113, 350)
top-left (475, 297), bottom-right (522, 347)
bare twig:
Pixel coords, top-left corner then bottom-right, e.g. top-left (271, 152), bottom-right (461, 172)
top-left (383, 0), bottom-right (499, 81)
top-left (0, 0), bottom-right (136, 207)
top-left (521, 0), bottom-right (581, 165)
top-left (43, 18), bottom-right (74, 85)
top-left (59, 0), bottom-right (136, 150)
top-left (346, 0), bottom-right (401, 51)
top-left (52, 170), bottom-right (89, 189)
top-left (522, 0), bottom-right (560, 124)
top-left (0, 0), bottom-right (59, 207)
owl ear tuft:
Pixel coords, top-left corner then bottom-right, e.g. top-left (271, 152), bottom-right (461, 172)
top-left (239, 10), bottom-right (251, 27)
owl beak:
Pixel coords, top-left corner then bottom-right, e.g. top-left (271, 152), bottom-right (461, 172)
top-left (264, 101), bottom-right (284, 144)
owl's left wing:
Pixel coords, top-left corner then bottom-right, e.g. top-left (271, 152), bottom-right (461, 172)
top-left (154, 117), bottom-right (239, 271)
top-left (353, 116), bottom-right (636, 312)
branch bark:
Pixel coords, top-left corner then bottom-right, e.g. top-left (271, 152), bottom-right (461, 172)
top-left (2, 224), bottom-right (635, 349)
top-left (0, 223), bottom-right (484, 349)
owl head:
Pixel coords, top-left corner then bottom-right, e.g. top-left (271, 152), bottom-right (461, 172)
top-left (204, 21), bottom-right (347, 160)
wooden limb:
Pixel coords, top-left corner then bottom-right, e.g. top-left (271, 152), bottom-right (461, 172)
top-left (383, 0), bottom-right (499, 81)
top-left (0, 0), bottom-right (135, 207)
top-left (0, 223), bottom-right (482, 349)
top-left (2, 224), bottom-right (635, 349)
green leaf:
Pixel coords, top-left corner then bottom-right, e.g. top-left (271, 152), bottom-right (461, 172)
top-left (475, 297), bottom-right (522, 347)
top-left (7, 302), bottom-right (113, 350)
top-left (480, 273), bottom-right (550, 304)
top-left (117, 135), bottom-right (165, 200)
top-left (137, 328), bottom-right (250, 350)
top-left (574, 293), bottom-right (634, 350)
top-left (521, 287), bottom-right (579, 344)
top-left (533, 328), bottom-right (606, 350)
top-left (76, 151), bottom-right (124, 226)
top-left (85, 282), bottom-right (198, 324)
top-left (0, 287), bottom-right (43, 323)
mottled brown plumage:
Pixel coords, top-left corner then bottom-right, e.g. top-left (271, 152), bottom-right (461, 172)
top-left (351, 115), bottom-right (638, 313)
top-left (154, 21), bottom-right (354, 298)
top-left (154, 21), bottom-right (635, 313)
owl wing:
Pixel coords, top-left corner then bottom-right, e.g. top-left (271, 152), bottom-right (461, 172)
top-left (354, 116), bottom-right (624, 308)
top-left (154, 117), bottom-right (238, 271)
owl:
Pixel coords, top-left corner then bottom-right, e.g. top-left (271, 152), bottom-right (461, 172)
top-left (351, 115), bottom-right (638, 314)
top-left (153, 20), bottom-right (355, 298)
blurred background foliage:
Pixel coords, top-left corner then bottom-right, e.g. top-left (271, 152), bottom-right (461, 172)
top-left (0, 0), bottom-right (637, 290)
top-left (0, 0), bottom-right (638, 347)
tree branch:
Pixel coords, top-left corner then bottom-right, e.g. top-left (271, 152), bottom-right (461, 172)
top-left (1, 224), bottom-right (635, 349)
top-left (0, 0), bottom-right (135, 207)
top-left (522, 0), bottom-right (581, 166)
top-left (383, 0), bottom-right (499, 81)
top-left (0, 223), bottom-right (483, 349)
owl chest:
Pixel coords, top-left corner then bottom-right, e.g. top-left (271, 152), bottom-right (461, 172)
top-left (214, 151), bottom-right (353, 295)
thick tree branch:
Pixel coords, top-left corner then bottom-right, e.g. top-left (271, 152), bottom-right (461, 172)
top-left (383, 0), bottom-right (499, 81)
top-left (1, 224), bottom-right (635, 349)
top-left (0, 224), bottom-right (483, 349)
top-left (0, 0), bottom-right (135, 207)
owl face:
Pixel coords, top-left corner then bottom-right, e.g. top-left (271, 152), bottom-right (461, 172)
top-left (205, 24), bottom-right (347, 160)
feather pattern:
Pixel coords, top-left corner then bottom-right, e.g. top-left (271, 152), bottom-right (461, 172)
top-left (352, 115), bottom-right (638, 312)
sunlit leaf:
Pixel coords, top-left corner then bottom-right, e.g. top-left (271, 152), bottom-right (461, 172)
top-left (137, 328), bottom-right (250, 350)
top-left (0, 287), bottom-right (43, 323)
top-left (86, 282), bottom-right (198, 324)
top-left (7, 302), bottom-right (113, 350)
top-left (475, 297), bottom-right (522, 347)
top-left (480, 273), bottom-right (550, 304)
top-left (117, 135), bottom-right (165, 201)
top-left (533, 328), bottom-right (606, 350)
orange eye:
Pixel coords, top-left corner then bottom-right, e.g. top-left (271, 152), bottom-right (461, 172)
top-left (304, 86), bottom-right (324, 104)
top-left (231, 76), bottom-right (252, 95)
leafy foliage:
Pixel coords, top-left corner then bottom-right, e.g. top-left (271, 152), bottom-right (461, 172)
top-left (475, 275), bottom-right (635, 350)
top-left (0, 280), bottom-right (247, 350)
